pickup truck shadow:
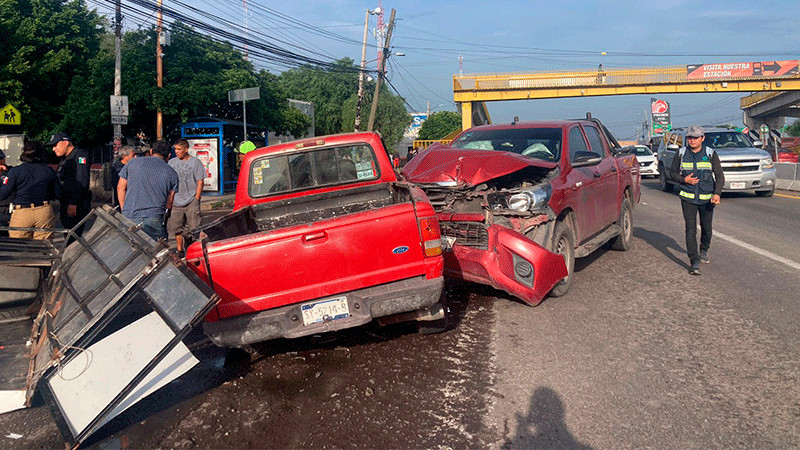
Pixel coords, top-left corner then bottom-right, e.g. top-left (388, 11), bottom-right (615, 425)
top-left (633, 226), bottom-right (688, 269)
top-left (502, 387), bottom-right (592, 449)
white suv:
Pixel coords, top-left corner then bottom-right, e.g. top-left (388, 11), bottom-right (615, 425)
top-left (655, 127), bottom-right (776, 197)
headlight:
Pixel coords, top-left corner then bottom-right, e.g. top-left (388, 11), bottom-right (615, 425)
top-left (506, 185), bottom-right (551, 212)
top-left (761, 159), bottom-right (774, 169)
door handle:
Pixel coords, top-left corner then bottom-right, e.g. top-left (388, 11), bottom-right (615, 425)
top-left (302, 231), bottom-right (328, 242)
top-left (593, 172), bottom-right (601, 178)
top-left (610, 167), bottom-right (617, 172)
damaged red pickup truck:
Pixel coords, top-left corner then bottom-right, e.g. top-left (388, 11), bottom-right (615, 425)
top-left (402, 116), bottom-right (640, 305)
top-left (185, 132), bottom-right (445, 347)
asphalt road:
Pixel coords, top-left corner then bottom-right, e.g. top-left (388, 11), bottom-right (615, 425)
top-left (1, 182), bottom-right (798, 448)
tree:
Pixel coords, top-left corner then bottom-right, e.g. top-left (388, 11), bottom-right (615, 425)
top-left (0, 0), bottom-right (104, 140)
top-left (786, 119), bottom-right (800, 137)
top-left (417, 111), bottom-right (462, 140)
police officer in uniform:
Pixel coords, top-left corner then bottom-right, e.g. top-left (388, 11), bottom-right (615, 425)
top-left (0, 141), bottom-right (60, 239)
top-left (47, 132), bottom-right (91, 234)
top-left (669, 125), bottom-right (725, 275)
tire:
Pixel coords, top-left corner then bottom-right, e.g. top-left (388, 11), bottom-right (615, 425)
top-left (755, 189), bottom-right (774, 197)
top-left (548, 221), bottom-right (575, 298)
top-left (658, 165), bottom-right (672, 192)
top-left (611, 197), bottom-right (633, 251)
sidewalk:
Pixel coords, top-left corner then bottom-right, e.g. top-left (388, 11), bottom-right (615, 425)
top-left (200, 193), bottom-right (235, 212)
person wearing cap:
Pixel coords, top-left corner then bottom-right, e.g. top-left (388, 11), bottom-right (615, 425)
top-left (167, 138), bottom-right (205, 256)
top-left (669, 125), bottom-right (725, 275)
top-left (117, 141), bottom-right (179, 241)
top-left (0, 141), bottom-right (60, 239)
top-left (47, 132), bottom-right (91, 234)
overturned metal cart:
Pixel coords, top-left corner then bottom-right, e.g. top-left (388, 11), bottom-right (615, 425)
top-left (0, 205), bottom-right (219, 448)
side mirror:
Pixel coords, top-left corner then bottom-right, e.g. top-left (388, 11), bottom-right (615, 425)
top-left (667, 144), bottom-right (679, 151)
top-left (572, 151), bottom-right (603, 167)
top-left (752, 140), bottom-right (763, 148)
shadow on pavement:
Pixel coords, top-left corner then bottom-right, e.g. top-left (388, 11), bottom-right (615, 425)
top-left (503, 387), bottom-right (592, 449)
top-left (633, 226), bottom-right (688, 269)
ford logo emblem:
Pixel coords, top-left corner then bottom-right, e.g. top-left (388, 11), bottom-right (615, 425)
top-left (392, 246), bottom-right (409, 254)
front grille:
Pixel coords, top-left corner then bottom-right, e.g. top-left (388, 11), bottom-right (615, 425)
top-left (441, 221), bottom-right (489, 250)
top-left (722, 159), bottom-right (760, 173)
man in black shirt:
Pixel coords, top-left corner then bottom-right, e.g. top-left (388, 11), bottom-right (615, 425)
top-left (0, 141), bottom-right (60, 239)
top-left (47, 132), bottom-right (91, 234)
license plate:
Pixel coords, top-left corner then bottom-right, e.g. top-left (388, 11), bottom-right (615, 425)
top-left (301, 296), bottom-right (349, 326)
top-left (442, 236), bottom-right (457, 251)
top-left (730, 181), bottom-right (746, 189)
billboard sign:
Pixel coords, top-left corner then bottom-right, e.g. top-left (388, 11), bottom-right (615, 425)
top-left (651, 98), bottom-right (671, 135)
top-left (686, 60), bottom-right (799, 80)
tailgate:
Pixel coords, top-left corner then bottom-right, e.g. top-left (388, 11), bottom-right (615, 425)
top-left (193, 200), bottom-right (429, 319)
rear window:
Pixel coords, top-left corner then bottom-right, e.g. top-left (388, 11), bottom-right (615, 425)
top-left (450, 127), bottom-right (561, 162)
top-left (249, 144), bottom-right (379, 198)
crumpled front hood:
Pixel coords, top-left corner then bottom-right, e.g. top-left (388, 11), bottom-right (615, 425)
top-left (402, 143), bottom-right (558, 186)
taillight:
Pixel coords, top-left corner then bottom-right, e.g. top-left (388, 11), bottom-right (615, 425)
top-left (418, 216), bottom-right (442, 257)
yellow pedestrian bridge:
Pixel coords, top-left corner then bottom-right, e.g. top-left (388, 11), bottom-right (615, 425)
top-left (452, 61), bottom-right (800, 130)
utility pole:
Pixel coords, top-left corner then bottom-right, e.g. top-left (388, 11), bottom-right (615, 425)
top-left (354, 8), bottom-right (371, 132)
top-left (367, 8), bottom-right (395, 132)
top-left (114, 0), bottom-right (122, 151)
top-left (156, 0), bottom-right (163, 141)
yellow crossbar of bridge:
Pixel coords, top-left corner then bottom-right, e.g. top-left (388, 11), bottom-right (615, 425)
top-left (453, 65), bottom-right (800, 130)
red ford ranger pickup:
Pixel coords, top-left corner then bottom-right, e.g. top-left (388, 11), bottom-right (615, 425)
top-left (185, 132), bottom-right (445, 347)
top-left (402, 115), bottom-right (641, 305)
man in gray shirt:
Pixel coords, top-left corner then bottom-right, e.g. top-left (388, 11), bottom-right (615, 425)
top-left (167, 139), bottom-right (205, 256)
top-left (117, 141), bottom-right (179, 241)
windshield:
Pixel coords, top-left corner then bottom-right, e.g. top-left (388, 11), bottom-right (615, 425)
top-left (633, 147), bottom-right (653, 156)
top-left (703, 131), bottom-right (753, 149)
top-left (450, 127), bottom-right (562, 162)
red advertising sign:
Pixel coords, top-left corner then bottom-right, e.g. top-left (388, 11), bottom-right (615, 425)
top-left (687, 60), bottom-right (799, 79)
top-left (651, 98), bottom-right (671, 135)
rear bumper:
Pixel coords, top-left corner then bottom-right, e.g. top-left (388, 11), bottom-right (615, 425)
top-left (203, 275), bottom-right (444, 347)
top-left (442, 223), bottom-right (567, 305)
top-left (722, 168), bottom-right (776, 192)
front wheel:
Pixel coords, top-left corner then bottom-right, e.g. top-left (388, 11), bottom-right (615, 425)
top-left (549, 221), bottom-right (575, 298)
top-left (755, 189), bottom-right (774, 197)
top-left (611, 197), bottom-right (633, 251)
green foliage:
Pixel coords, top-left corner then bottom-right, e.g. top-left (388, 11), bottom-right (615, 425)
top-left (417, 111), bottom-right (462, 140)
top-left (0, 0), bottom-right (104, 140)
top-left (278, 59), bottom-right (360, 136)
top-left (786, 119), bottom-right (800, 137)
top-left (341, 87), bottom-right (411, 148)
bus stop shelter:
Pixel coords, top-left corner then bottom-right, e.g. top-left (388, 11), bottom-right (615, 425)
top-left (179, 117), bottom-right (266, 194)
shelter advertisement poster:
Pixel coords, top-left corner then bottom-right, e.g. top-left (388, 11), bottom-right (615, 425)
top-left (686, 60), bottom-right (799, 79)
top-left (651, 98), bottom-right (671, 135)
top-left (188, 138), bottom-right (218, 191)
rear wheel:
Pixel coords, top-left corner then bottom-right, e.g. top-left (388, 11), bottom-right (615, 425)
top-left (658, 165), bottom-right (673, 192)
top-left (611, 197), bottom-right (633, 251)
top-left (549, 221), bottom-right (575, 298)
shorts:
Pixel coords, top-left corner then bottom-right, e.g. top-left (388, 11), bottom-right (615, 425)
top-left (167, 197), bottom-right (201, 238)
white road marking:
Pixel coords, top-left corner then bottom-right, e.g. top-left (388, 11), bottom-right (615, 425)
top-left (715, 231), bottom-right (800, 271)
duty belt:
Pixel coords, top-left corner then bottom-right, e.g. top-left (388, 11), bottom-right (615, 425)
top-left (12, 201), bottom-right (50, 209)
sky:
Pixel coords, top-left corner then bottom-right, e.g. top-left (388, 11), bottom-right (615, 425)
top-left (87, 0), bottom-right (800, 140)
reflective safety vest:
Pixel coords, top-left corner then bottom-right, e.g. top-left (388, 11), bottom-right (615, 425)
top-left (678, 146), bottom-right (716, 203)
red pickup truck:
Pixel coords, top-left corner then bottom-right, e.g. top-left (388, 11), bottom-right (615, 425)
top-left (402, 115), bottom-right (640, 305)
top-left (185, 132), bottom-right (445, 347)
